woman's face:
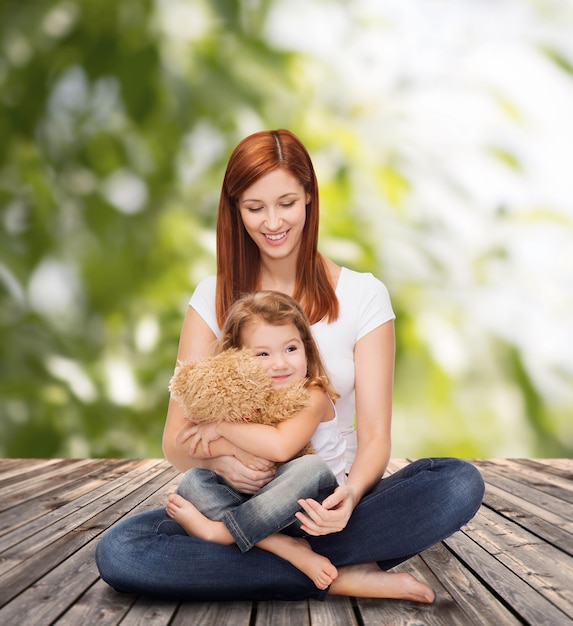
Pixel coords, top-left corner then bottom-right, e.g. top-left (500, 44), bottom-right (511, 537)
top-left (238, 169), bottom-right (308, 263)
top-left (241, 320), bottom-right (307, 389)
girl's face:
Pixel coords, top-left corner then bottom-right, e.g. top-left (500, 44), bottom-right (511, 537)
top-left (241, 320), bottom-right (307, 389)
top-left (238, 169), bottom-right (308, 263)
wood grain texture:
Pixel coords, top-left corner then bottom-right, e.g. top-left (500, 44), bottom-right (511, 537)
top-left (0, 458), bottom-right (571, 625)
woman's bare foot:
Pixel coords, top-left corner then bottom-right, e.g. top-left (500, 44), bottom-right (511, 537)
top-left (261, 535), bottom-right (338, 590)
top-left (165, 494), bottom-right (234, 544)
top-left (328, 562), bottom-right (435, 603)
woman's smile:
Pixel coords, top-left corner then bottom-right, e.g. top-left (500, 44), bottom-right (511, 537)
top-left (264, 230), bottom-right (290, 244)
top-left (239, 169), bottom-right (308, 259)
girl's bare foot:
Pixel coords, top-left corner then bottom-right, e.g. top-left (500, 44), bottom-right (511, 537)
top-left (165, 494), bottom-right (234, 544)
top-left (289, 538), bottom-right (338, 590)
top-left (328, 562), bottom-right (435, 603)
top-left (261, 535), bottom-right (338, 590)
top-left (166, 495), bottom-right (337, 589)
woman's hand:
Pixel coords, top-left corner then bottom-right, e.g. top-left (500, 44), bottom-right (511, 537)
top-left (232, 447), bottom-right (277, 472)
top-left (207, 455), bottom-right (276, 495)
top-left (295, 484), bottom-right (357, 535)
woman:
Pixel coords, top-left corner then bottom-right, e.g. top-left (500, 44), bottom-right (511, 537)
top-left (96, 129), bottom-right (484, 603)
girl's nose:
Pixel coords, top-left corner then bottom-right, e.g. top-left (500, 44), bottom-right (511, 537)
top-left (271, 354), bottom-right (287, 369)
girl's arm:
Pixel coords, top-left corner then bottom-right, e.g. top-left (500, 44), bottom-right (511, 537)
top-left (185, 388), bottom-right (331, 462)
top-left (177, 424), bottom-right (272, 471)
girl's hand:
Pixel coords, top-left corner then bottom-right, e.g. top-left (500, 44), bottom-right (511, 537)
top-left (176, 420), bottom-right (221, 456)
top-left (176, 419), bottom-right (199, 446)
top-left (295, 484), bottom-right (356, 535)
top-left (190, 422), bottom-right (222, 456)
top-left (208, 456), bottom-right (276, 494)
top-left (175, 419), bottom-right (276, 493)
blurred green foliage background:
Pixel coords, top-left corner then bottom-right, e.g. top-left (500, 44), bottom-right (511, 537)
top-left (1, 0), bottom-right (572, 460)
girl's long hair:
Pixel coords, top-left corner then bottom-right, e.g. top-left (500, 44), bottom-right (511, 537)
top-left (215, 129), bottom-right (339, 327)
top-left (220, 291), bottom-right (338, 399)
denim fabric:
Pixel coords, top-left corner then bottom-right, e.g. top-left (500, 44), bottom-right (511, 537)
top-left (95, 458), bottom-right (485, 602)
top-left (176, 455), bottom-right (338, 552)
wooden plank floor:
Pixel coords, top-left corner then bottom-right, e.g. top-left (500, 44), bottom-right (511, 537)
top-left (0, 458), bottom-right (571, 625)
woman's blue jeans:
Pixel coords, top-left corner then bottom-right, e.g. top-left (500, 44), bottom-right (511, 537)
top-left (95, 457), bottom-right (484, 602)
top-left (176, 455), bottom-right (338, 552)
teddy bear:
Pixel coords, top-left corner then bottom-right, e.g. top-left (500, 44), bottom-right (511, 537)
top-left (169, 347), bottom-right (314, 458)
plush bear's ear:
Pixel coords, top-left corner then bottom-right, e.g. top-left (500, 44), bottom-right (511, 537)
top-left (168, 347), bottom-right (274, 423)
top-left (168, 361), bottom-right (201, 405)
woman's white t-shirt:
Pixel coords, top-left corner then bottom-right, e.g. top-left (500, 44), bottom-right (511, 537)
top-left (189, 267), bottom-right (395, 473)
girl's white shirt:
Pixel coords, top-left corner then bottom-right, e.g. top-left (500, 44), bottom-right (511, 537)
top-left (311, 398), bottom-right (347, 484)
top-left (189, 267), bottom-right (395, 474)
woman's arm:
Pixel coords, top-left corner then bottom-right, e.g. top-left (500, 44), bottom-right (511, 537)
top-left (162, 306), bottom-right (219, 472)
top-left (347, 319), bottom-right (394, 498)
top-left (296, 320), bottom-right (394, 534)
top-left (184, 388), bottom-right (330, 462)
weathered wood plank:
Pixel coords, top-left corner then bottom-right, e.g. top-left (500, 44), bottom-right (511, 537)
top-left (0, 459), bottom-right (169, 559)
top-left (0, 459), bottom-right (140, 544)
top-left (0, 459), bottom-right (164, 554)
top-left (0, 533), bottom-right (102, 625)
top-left (358, 599), bottom-right (463, 626)
top-left (170, 601), bottom-right (252, 625)
top-left (308, 596), bottom-right (357, 625)
top-left (254, 599), bottom-right (310, 625)
top-left (1, 459), bottom-right (572, 625)
top-left (518, 458), bottom-right (573, 479)
top-left (446, 520), bottom-right (573, 624)
top-left (490, 459), bottom-right (573, 503)
top-left (480, 480), bottom-right (573, 552)
top-left (0, 462), bottom-right (177, 606)
top-left (463, 505), bottom-right (573, 617)
top-left (52, 578), bottom-right (137, 625)
top-left (419, 542), bottom-right (521, 625)
top-left (0, 458), bottom-right (123, 506)
top-left (0, 459), bottom-right (95, 502)
top-left (0, 458), bottom-right (63, 488)
top-left (119, 597), bottom-right (183, 626)
top-left (476, 460), bottom-right (573, 516)
top-left (114, 594), bottom-right (181, 626)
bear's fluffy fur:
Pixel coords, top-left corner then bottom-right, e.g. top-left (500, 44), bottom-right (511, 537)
top-left (169, 347), bottom-right (314, 457)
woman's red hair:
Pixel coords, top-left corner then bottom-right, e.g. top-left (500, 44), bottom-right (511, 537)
top-left (215, 129), bottom-right (338, 327)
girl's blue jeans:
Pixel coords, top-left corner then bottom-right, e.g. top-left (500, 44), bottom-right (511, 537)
top-left (176, 455), bottom-right (338, 552)
top-left (96, 457), bottom-right (484, 602)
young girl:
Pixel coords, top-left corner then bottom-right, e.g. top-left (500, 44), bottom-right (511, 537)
top-left (166, 290), bottom-right (346, 590)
